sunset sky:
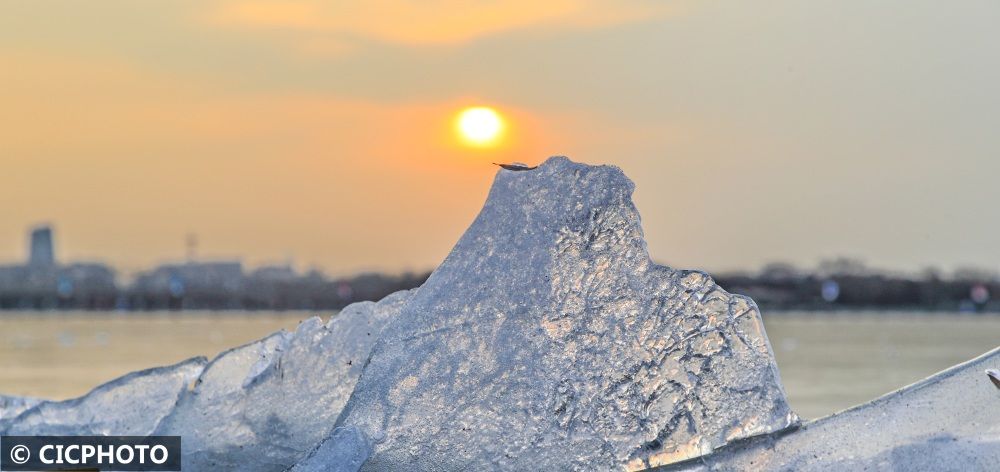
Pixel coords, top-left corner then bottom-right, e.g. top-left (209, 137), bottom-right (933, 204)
top-left (2, 1), bottom-right (999, 276)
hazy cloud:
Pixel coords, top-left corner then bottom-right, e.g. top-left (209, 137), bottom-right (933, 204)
top-left (198, 0), bottom-right (673, 56)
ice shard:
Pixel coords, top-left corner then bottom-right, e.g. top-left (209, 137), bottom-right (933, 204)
top-left (1, 357), bottom-right (205, 435)
top-left (153, 290), bottom-right (413, 472)
top-left (659, 346), bottom-right (1000, 472)
top-left (332, 157), bottom-right (798, 470)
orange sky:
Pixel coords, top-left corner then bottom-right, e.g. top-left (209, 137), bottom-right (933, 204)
top-left (2, 1), bottom-right (999, 276)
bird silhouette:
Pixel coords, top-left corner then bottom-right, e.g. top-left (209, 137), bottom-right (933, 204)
top-left (494, 162), bottom-right (538, 171)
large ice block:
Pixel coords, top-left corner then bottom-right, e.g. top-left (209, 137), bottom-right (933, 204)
top-left (154, 290), bottom-right (413, 471)
top-left (332, 157), bottom-right (798, 470)
top-left (659, 346), bottom-right (1000, 471)
top-left (1, 357), bottom-right (205, 435)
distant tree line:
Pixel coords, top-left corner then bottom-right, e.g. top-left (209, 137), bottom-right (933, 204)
top-left (3, 255), bottom-right (1000, 312)
top-left (123, 270), bottom-right (430, 311)
top-left (0, 261), bottom-right (429, 312)
top-left (714, 258), bottom-right (1000, 312)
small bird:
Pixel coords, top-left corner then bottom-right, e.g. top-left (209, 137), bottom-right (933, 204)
top-left (494, 162), bottom-right (538, 171)
top-left (986, 369), bottom-right (1000, 389)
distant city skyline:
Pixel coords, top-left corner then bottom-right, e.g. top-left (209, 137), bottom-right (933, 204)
top-left (3, 2), bottom-right (999, 275)
top-left (1, 224), bottom-right (322, 277)
top-left (1, 223), bottom-right (996, 281)
top-left (0, 223), bottom-right (429, 311)
top-left (1, 223), bottom-right (996, 313)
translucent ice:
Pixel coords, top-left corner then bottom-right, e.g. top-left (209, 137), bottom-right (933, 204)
top-left (332, 157), bottom-right (798, 470)
top-left (154, 290), bottom-right (413, 471)
top-left (1, 357), bottom-right (205, 435)
top-left (660, 346), bottom-right (1000, 472)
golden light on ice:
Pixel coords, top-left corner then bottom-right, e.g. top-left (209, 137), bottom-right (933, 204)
top-left (457, 107), bottom-right (504, 146)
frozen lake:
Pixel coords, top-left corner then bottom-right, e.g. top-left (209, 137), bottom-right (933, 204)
top-left (1, 311), bottom-right (998, 419)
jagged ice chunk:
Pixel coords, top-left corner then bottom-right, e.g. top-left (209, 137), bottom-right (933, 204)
top-left (332, 157), bottom-right (797, 470)
top-left (1, 357), bottom-right (205, 436)
top-left (154, 291), bottom-right (413, 471)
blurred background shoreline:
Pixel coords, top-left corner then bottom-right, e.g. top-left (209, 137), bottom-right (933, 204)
top-left (3, 224), bottom-right (999, 313)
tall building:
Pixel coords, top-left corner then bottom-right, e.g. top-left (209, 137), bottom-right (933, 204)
top-left (29, 225), bottom-right (55, 266)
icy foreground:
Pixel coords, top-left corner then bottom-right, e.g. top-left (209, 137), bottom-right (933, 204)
top-left (0, 294), bottom-right (409, 471)
top-left (330, 157), bottom-right (798, 470)
top-left (660, 347), bottom-right (1000, 471)
top-left (152, 291), bottom-right (412, 471)
top-left (1, 358), bottom-right (205, 435)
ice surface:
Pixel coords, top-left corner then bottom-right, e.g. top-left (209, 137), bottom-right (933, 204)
top-left (0, 395), bottom-right (43, 423)
top-left (659, 346), bottom-right (1000, 472)
top-left (286, 426), bottom-right (372, 472)
top-left (153, 290), bottom-right (413, 471)
top-left (332, 157), bottom-right (798, 470)
top-left (1, 357), bottom-right (205, 435)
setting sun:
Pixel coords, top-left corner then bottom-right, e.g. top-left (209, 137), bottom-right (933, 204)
top-left (457, 107), bottom-right (504, 146)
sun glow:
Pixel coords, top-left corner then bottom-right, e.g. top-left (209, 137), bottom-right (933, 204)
top-left (456, 107), bottom-right (504, 146)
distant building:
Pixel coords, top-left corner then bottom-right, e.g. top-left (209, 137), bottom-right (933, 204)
top-left (250, 264), bottom-right (297, 281)
top-left (0, 225), bottom-right (117, 309)
top-left (29, 225), bottom-right (55, 266)
top-left (129, 261), bottom-right (245, 310)
top-left (132, 261), bottom-right (244, 293)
